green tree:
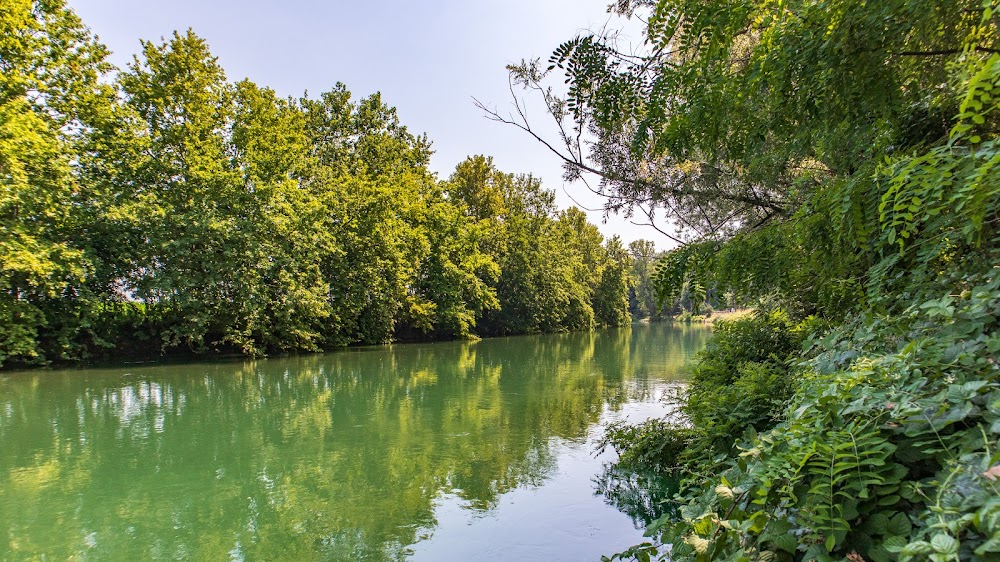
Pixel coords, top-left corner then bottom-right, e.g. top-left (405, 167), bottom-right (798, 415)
top-left (313, 172), bottom-right (425, 345)
top-left (446, 155), bottom-right (509, 221)
top-left (405, 183), bottom-right (500, 339)
top-left (447, 157), bottom-right (634, 334)
top-left (95, 30), bottom-right (335, 354)
top-left (227, 80), bottom-right (331, 352)
top-left (627, 240), bottom-right (659, 319)
top-left (448, 157), bottom-right (559, 335)
top-left (102, 30), bottom-right (243, 351)
top-left (1, 2), bottom-right (650, 367)
top-left (593, 236), bottom-right (632, 326)
top-left (300, 84), bottom-right (432, 180)
top-left (0, 0), bottom-right (112, 366)
top-left (300, 84), bottom-right (442, 345)
top-left (500, 0), bottom-right (996, 267)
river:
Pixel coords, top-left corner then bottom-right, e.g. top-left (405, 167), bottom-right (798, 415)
top-left (0, 323), bottom-right (709, 561)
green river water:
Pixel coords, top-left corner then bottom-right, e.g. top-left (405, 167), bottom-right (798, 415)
top-left (0, 324), bottom-right (709, 561)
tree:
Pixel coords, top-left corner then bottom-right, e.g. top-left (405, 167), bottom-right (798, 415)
top-left (405, 184), bottom-right (500, 339)
top-left (95, 31), bottom-right (335, 354)
top-left (446, 156), bottom-right (635, 335)
top-left (593, 236), bottom-right (632, 326)
top-left (300, 84), bottom-right (432, 181)
top-left (627, 240), bottom-right (659, 319)
top-left (227, 80), bottom-right (331, 352)
top-left (100, 30), bottom-right (246, 351)
top-left (497, 0), bottom-right (998, 317)
top-left (313, 173), bottom-right (425, 345)
top-left (448, 157), bottom-right (553, 335)
top-left (1, 3), bottom-right (651, 366)
top-left (492, 0), bottom-right (996, 246)
top-left (0, 0), bottom-right (112, 366)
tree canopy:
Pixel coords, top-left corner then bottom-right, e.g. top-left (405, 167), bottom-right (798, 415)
top-left (0, 3), bottom-right (633, 368)
top-left (501, 0), bottom-right (998, 317)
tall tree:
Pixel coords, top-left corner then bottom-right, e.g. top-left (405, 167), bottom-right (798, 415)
top-left (499, 0), bottom-right (999, 317)
top-left (405, 183), bottom-right (500, 339)
top-left (227, 80), bottom-right (331, 352)
top-left (627, 239), bottom-right (659, 319)
top-left (301, 84), bottom-right (432, 180)
top-left (312, 172), bottom-right (425, 345)
top-left (593, 236), bottom-right (632, 326)
top-left (495, 0), bottom-right (995, 245)
top-left (0, 4), bottom-right (648, 366)
top-left (101, 30), bottom-right (252, 351)
top-left (0, 0), bottom-right (112, 365)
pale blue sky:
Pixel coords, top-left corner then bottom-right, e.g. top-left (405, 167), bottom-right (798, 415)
top-left (69, 0), bottom-right (664, 248)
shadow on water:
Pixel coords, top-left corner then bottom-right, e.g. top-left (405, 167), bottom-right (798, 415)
top-left (0, 323), bottom-right (709, 560)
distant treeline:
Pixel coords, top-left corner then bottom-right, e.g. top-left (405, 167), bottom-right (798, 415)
top-left (0, 4), bottom-right (639, 368)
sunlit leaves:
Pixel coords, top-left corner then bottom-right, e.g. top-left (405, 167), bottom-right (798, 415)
top-left (1, 4), bottom-right (636, 366)
top-left (0, 0), bottom-right (110, 364)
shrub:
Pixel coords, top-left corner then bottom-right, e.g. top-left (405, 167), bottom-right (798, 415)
top-left (601, 310), bottom-right (808, 477)
top-left (608, 275), bottom-right (1000, 562)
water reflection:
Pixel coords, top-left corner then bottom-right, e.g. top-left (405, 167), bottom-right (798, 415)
top-left (0, 324), bottom-right (709, 560)
top-left (594, 466), bottom-right (682, 526)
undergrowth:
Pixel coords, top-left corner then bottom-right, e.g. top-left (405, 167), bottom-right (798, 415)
top-left (602, 273), bottom-right (1000, 562)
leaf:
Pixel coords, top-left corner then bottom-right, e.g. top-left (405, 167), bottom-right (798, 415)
top-left (883, 535), bottom-right (909, 551)
top-left (865, 513), bottom-right (891, 535)
top-left (769, 533), bottom-right (797, 554)
top-left (886, 512), bottom-right (911, 536)
top-left (930, 534), bottom-right (958, 555)
top-left (896, 541), bottom-right (933, 555)
top-left (877, 494), bottom-right (901, 507)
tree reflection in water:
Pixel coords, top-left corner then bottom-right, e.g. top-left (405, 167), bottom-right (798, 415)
top-left (0, 324), bottom-right (708, 560)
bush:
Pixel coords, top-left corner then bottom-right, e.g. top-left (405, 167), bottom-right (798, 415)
top-left (601, 310), bottom-right (808, 477)
top-left (682, 311), bottom-right (804, 464)
top-left (599, 419), bottom-right (697, 473)
top-left (610, 275), bottom-right (1000, 562)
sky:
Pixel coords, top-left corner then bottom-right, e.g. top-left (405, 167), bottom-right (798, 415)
top-left (68, 0), bottom-right (667, 249)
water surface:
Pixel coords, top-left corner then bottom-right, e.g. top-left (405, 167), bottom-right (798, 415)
top-left (0, 324), bottom-right (708, 560)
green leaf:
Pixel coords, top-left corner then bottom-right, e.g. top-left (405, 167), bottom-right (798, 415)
top-left (865, 513), bottom-right (891, 535)
top-left (930, 534), bottom-right (959, 555)
top-left (884, 535), bottom-right (909, 551)
top-left (769, 533), bottom-right (797, 554)
top-left (887, 512), bottom-right (912, 536)
top-left (897, 541), bottom-right (933, 555)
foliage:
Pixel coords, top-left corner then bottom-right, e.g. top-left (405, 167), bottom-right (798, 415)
top-left (0, 2), bottom-right (634, 367)
top-left (599, 311), bottom-right (806, 476)
top-left (504, 0), bottom-right (996, 242)
top-left (448, 156), bottom-right (632, 336)
top-left (634, 276), bottom-right (1000, 562)
top-left (628, 239), bottom-right (662, 319)
top-left (0, 0), bottom-right (111, 365)
top-left (681, 311), bottom-right (804, 459)
top-left (600, 417), bottom-right (697, 474)
top-left (508, 0), bottom-right (1000, 560)
top-left (594, 236), bottom-right (634, 326)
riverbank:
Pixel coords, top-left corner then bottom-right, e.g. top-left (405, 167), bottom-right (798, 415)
top-left (0, 322), bottom-right (647, 373)
top-left (653, 308), bottom-right (752, 326)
